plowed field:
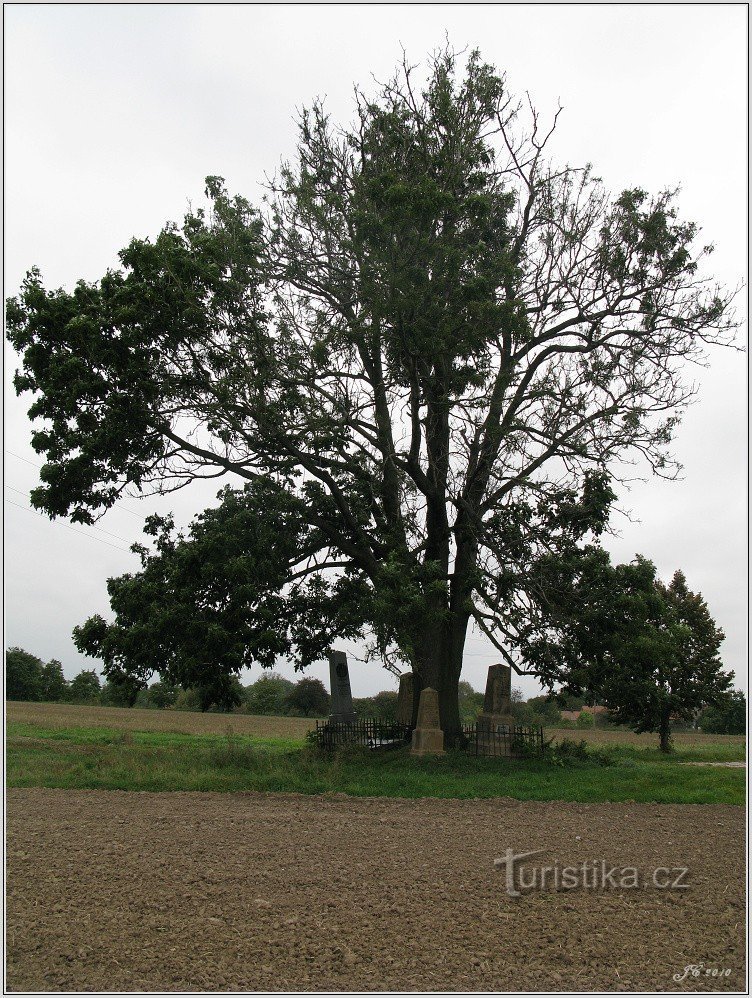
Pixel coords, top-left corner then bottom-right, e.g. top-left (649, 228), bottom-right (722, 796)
top-left (6, 788), bottom-right (745, 992)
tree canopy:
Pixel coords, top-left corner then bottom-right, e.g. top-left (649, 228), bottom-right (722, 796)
top-left (7, 48), bottom-right (737, 731)
top-left (521, 551), bottom-right (732, 749)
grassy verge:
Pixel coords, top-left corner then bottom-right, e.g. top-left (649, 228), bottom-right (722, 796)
top-left (6, 723), bottom-right (745, 805)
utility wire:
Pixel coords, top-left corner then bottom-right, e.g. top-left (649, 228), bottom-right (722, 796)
top-left (4, 450), bottom-right (146, 519)
top-left (4, 485), bottom-right (131, 544)
top-left (5, 498), bottom-right (133, 554)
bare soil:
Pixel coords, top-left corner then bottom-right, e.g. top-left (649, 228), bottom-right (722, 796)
top-left (6, 788), bottom-right (745, 992)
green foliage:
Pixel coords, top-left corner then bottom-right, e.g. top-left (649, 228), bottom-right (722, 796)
top-left (7, 47), bottom-right (738, 724)
top-left (173, 688), bottom-right (202, 712)
top-left (101, 679), bottom-right (139, 707)
top-left (6, 647), bottom-right (45, 701)
top-left (39, 659), bottom-right (68, 702)
top-left (458, 681), bottom-right (484, 724)
top-left (577, 710), bottom-right (595, 729)
top-left (285, 677), bottom-right (330, 717)
top-left (244, 672), bottom-right (295, 715)
top-left (353, 689), bottom-right (398, 721)
top-left (699, 690), bottom-right (746, 735)
top-left (143, 680), bottom-right (181, 710)
top-left (67, 669), bottom-right (101, 704)
top-left (521, 551), bottom-right (732, 750)
top-left (512, 694), bottom-right (562, 727)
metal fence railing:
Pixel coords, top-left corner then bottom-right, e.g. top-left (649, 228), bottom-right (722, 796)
top-left (314, 718), bottom-right (544, 757)
top-left (314, 718), bottom-right (411, 751)
top-left (471, 722), bottom-right (545, 757)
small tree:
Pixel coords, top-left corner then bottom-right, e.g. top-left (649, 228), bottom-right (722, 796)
top-left (286, 678), bottom-right (330, 717)
top-left (6, 647), bottom-right (44, 701)
top-left (522, 550), bottom-right (732, 751)
top-left (67, 669), bottom-right (102, 704)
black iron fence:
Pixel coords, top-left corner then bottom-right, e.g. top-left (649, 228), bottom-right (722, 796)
top-left (469, 722), bottom-right (545, 757)
top-left (314, 718), bottom-right (411, 751)
top-left (314, 717), bottom-right (544, 756)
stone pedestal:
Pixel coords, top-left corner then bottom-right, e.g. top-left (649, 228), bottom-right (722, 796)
top-left (328, 650), bottom-right (357, 724)
top-left (410, 687), bottom-right (444, 756)
top-left (395, 672), bottom-right (416, 726)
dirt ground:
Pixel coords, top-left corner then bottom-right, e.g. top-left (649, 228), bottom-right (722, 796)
top-left (6, 788), bottom-right (745, 992)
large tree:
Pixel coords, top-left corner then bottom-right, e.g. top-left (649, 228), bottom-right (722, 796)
top-left (7, 49), bottom-right (736, 732)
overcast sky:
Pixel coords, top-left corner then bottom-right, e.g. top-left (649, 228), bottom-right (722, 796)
top-left (4, 4), bottom-right (747, 699)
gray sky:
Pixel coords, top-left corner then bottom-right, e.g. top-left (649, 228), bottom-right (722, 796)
top-left (4, 4), bottom-right (747, 698)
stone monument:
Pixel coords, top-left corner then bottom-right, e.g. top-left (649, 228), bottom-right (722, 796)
top-left (477, 663), bottom-right (514, 732)
top-left (395, 671), bottom-right (416, 727)
top-left (410, 687), bottom-right (444, 755)
top-left (328, 650), bottom-right (357, 724)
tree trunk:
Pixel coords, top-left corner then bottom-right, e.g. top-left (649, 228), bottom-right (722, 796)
top-left (659, 713), bottom-right (673, 753)
top-left (411, 610), bottom-right (469, 742)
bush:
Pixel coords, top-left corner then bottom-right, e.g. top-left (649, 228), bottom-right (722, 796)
top-left (577, 710), bottom-right (595, 729)
top-left (527, 736), bottom-right (615, 767)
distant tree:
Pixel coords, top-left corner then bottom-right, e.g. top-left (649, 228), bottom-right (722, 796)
top-left (173, 688), bottom-right (202, 712)
top-left (145, 679), bottom-right (181, 710)
top-left (512, 693), bottom-right (562, 727)
top-left (100, 679), bottom-right (138, 707)
top-left (286, 678), bottom-right (330, 717)
top-left (67, 669), bottom-right (102, 704)
top-left (196, 675), bottom-right (244, 712)
top-left (6, 647), bottom-right (44, 701)
top-left (698, 690), bottom-right (746, 735)
top-left (372, 689), bottom-right (398, 722)
top-left (245, 672), bottom-right (295, 715)
top-left (353, 691), bottom-right (399, 721)
top-left (522, 550), bottom-right (732, 751)
top-left (40, 659), bottom-right (68, 702)
top-left (458, 680), bottom-right (484, 725)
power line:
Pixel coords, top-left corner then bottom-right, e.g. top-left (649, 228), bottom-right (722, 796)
top-left (4, 498), bottom-right (133, 554)
top-left (4, 485), bottom-right (131, 544)
top-left (5, 450), bottom-right (145, 519)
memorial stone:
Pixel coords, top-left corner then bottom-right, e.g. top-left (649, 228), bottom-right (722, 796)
top-left (410, 687), bottom-right (444, 755)
top-left (328, 650), bottom-right (357, 724)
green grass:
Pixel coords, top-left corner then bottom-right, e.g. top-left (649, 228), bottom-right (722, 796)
top-left (6, 722), bottom-right (745, 805)
top-left (606, 741), bottom-right (745, 764)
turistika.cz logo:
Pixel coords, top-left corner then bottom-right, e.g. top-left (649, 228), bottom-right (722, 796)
top-left (493, 848), bottom-right (690, 897)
